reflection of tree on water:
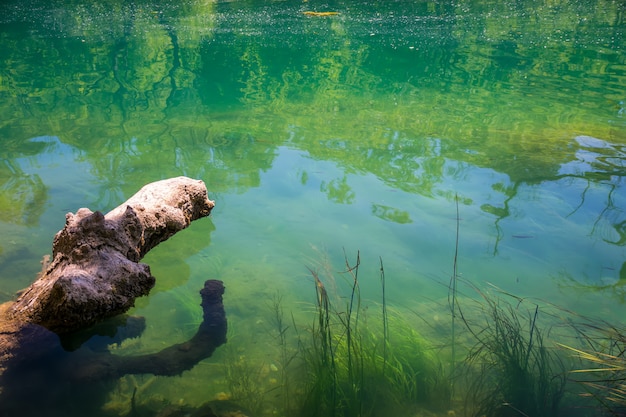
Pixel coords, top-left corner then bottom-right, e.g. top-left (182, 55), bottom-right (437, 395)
top-left (1, 0), bottom-right (624, 285)
top-left (0, 1), bottom-right (624, 273)
top-left (0, 160), bottom-right (47, 226)
top-left (0, 138), bottom-right (51, 293)
top-left (321, 176), bottom-right (355, 204)
top-left (0, 137), bottom-right (56, 215)
top-left (477, 135), bottom-right (626, 257)
top-left (564, 136), bottom-right (626, 243)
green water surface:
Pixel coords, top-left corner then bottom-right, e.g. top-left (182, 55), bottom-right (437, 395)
top-left (1, 0), bottom-right (625, 416)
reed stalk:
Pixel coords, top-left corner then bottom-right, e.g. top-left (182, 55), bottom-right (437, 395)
top-left (343, 250), bottom-right (361, 389)
top-left (298, 252), bottom-right (447, 417)
top-left (379, 256), bottom-right (388, 378)
top-left (449, 193), bottom-right (460, 396)
top-left (307, 266), bottom-right (337, 417)
top-left (269, 292), bottom-right (299, 415)
top-left (559, 317), bottom-right (626, 415)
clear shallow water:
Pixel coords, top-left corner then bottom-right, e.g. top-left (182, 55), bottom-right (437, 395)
top-left (0, 0), bottom-right (625, 416)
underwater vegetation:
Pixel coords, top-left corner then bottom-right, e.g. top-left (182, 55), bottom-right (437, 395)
top-left (456, 289), bottom-right (567, 417)
top-left (101, 204), bottom-right (625, 417)
top-left (218, 251), bottom-right (450, 417)
top-left (293, 253), bottom-right (450, 417)
top-left (559, 316), bottom-right (626, 417)
top-left (41, 248), bottom-right (625, 417)
top-left (210, 249), bottom-right (626, 417)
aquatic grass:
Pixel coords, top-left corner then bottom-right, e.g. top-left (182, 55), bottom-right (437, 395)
top-left (268, 291), bottom-right (300, 416)
top-left (458, 288), bottom-right (567, 417)
top-left (447, 193), bottom-right (567, 416)
top-left (223, 345), bottom-right (266, 416)
top-left (298, 265), bottom-right (339, 417)
top-left (363, 310), bottom-right (451, 407)
top-left (558, 317), bottom-right (626, 416)
top-left (379, 256), bottom-right (389, 378)
top-left (295, 252), bottom-right (449, 417)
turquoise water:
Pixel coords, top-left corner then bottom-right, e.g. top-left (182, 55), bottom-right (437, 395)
top-left (1, 0), bottom-right (625, 416)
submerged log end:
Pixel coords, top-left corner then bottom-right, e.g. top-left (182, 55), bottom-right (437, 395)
top-left (5, 177), bottom-right (213, 334)
top-left (107, 177), bottom-right (215, 257)
top-left (111, 279), bottom-right (227, 378)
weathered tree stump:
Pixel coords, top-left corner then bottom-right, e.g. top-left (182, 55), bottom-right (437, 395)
top-left (0, 177), bottom-right (226, 414)
top-left (7, 176), bottom-right (215, 333)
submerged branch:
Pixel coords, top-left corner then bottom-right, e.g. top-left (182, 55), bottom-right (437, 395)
top-left (69, 279), bottom-right (227, 381)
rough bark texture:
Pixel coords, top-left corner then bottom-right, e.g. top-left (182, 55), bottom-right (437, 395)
top-left (0, 177), bottom-right (225, 415)
top-left (6, 176), bottom-right (215, 334)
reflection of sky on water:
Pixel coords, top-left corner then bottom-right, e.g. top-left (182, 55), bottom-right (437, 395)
top-left (563, 135), bottom-right (626, 176)
top-left (2, 132), bottom-right (625, 302)
top-left (203, 143), bottom-right (624, 307)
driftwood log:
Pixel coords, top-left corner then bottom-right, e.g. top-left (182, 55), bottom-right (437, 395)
top-left (0, 177), bottom-right (227, 415)
top-left (7, 176), bottom-right (215, 333)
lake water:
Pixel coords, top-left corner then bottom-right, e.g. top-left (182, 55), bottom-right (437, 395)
top-left (0, 0), bottom-right (625, 416)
